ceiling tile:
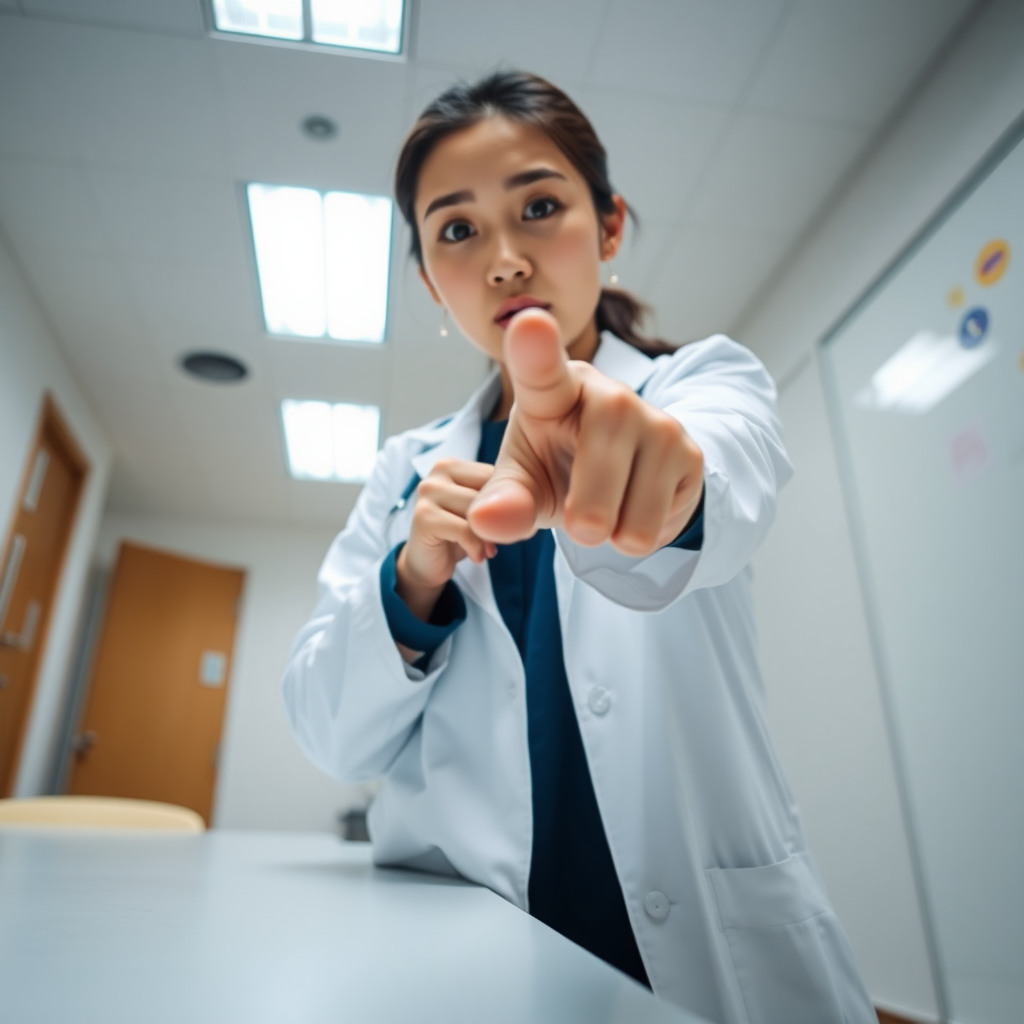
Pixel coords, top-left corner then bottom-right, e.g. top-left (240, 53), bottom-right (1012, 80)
top-left (587, 0), bottom-right (788, 104)
top-left (261, 337), bottom-right (391, 407)
top-left (414, 0), bottom-right (605, 88)
top-left (163, 367), bottom-right (293, 514)
top-left (119, 253), bottom-right (260, 355)
top-left (687, 111), bottom-right (868, 235)
top-left (0, 19), bottom-right (84, 161)
top-left (645, 224), bottom-right (784, 342)
top-left (213, 38), bottom-right (410, 194)
top-left (580, 90), bottom-right (729, 223)
top-left (746, 0), bottom-right (973, 126)
top-left (20, 0), bottom-right (204, 35)
top-left (86, 167), bottom-right (243, 259)
top-left (13, 247), bottom-right (152, 370)
top-left (69, 29), bottom-right (227, 173)
top-left (0, 158), bottom-right (109, 253)
top-left (284, 478), bottom-right (360, 528)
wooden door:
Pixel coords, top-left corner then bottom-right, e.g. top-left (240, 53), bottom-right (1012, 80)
top-left (67, 543), bottom-right (244, 824)
top-left (0, 396), bottom-right (87, 795)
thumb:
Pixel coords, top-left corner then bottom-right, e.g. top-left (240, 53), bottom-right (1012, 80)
top-left (467, 431), bottom-right (545, 544)
top-left (504, 307), bottom-right (581, 421)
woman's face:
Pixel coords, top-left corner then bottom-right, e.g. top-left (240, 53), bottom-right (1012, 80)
top-left (414, 115), bottom-right (625, 364)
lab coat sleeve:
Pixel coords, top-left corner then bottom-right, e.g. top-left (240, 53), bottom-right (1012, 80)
top-left (281, 437), bottom-right (454, 783)
top-left (554, 335), bottom-right (792, 612)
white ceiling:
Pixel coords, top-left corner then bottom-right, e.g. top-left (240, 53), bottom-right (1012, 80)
top-left (0, 0), bottom-right (975, 526)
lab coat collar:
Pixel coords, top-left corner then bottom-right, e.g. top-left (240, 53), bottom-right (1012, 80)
top-left (408, 332), bottom-right (656, 480)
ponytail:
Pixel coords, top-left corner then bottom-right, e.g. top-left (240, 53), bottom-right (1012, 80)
top-left (596, 287), bottom-right (677, 358)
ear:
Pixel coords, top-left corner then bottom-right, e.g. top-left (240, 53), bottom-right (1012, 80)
top-left (599, 194), bottom-right (627, 263)
top-left (418, 265), bottom-right (443, 306)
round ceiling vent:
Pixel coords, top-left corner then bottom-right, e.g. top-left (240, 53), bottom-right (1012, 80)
top-left (302, 114), bottom-right (338, 140)
top-left (180, 352), bottom-right (249, 383)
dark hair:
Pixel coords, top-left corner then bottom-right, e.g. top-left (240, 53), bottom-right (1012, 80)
top-left (394, 70), bottom-right (676, 358)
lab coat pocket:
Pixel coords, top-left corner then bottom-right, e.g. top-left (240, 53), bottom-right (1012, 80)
top-left (707, 854), bottom-right (848, 1024)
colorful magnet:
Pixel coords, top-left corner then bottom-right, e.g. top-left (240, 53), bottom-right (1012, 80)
top-left (959, 307), bottom-right (989, 348)
top-left (975, 239), bottom-right (1010, 286)
top-left (946, 285), bottom-right (965, 308)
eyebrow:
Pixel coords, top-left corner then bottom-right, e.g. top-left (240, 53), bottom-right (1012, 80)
top-left (422, 167), bottom-right (568, 220)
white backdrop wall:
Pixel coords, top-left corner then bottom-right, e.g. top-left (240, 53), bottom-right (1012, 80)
top-left (737, 2), bottom-right (1024, 1020)
top-left (92, 513), bottom-right (373, 832)
top-left (0, 228), bottom-right (113, 797)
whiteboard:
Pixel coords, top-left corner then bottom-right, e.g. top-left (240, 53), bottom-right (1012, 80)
top-left (822, 118), bottom-right (1024, 1024)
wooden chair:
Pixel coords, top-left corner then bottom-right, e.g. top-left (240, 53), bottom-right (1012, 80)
top-left (0, 796), bottom-right (205, 832)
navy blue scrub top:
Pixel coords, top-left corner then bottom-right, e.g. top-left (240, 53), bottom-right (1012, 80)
top-left (380, 418), bottom-right (704, 987)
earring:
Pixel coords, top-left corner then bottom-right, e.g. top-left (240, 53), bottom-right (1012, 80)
top-left (439, 308), bottom-right (449, 338)
top-left (607, 264), bottom-right (619, 287)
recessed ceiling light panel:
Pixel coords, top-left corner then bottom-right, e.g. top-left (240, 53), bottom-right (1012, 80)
top-left (311, 0), bottom-right (404, 54)
top-left (248, 183), bottom-right (391, 344)
top-left (212, 0), bottom-right (303, 40)
top-left (282, 400), bottom-right (380, 482)
top-left (210, 0), bottom-right (405, 55)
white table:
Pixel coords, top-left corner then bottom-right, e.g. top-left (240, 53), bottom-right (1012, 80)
top-left (0, 829), bottom-right (707, 1023)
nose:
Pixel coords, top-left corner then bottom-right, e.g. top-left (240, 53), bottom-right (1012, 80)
top-left (487, 236), bottom-right (532, 286)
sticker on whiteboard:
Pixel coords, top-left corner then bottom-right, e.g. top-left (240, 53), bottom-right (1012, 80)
top-left (974, 239), bottom-right (1010, 287)
top-left (946, 285), bottom-right (965, 309)
top-left (959, 307), bottom-right (989, 349)
top-left (199, 651), bottom-right (227, 688)
top-left (949, 424), bottom-right (991, 482)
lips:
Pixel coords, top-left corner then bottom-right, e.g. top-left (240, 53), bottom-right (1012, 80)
top-left (494, 295), bottom-right (550, 327)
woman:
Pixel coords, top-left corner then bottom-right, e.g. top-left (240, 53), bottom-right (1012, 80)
top-left (283, 71), bottom-right (875, 1024)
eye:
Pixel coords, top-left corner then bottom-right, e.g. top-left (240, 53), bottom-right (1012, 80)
top-left (440, 219), bottom-right (475, 243)
top-left (523, 196), bottom-right (561, 221)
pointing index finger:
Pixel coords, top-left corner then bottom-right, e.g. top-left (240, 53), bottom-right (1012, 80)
top-left (504, 307), bottom-right (581, 422)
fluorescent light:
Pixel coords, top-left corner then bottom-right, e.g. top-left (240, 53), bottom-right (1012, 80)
top-left (325, 191), bottom-right (392, 342)
top-left (211, 0), bottom-right (303, 40)
top-left (856, 331), bottom-right (998, 414)
top-left (248, 185), bottom-right (326, 338)
top-left (248, 183), bottom-right (392, 343)
top-left (211, 0), bottom-right (404, 53)
top-left (311, 0), bottom-right (404, 53)
top-left (282, 400), bottom-right (380, 481)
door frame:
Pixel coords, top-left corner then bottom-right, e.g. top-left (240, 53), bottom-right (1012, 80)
top-left (1, 393), bottom-right (89, 796)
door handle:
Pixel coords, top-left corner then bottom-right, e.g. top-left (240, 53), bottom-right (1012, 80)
top-left (1, 599), bottom-right (41, 651)
top-left (72, 731), bottom-right (98, 758)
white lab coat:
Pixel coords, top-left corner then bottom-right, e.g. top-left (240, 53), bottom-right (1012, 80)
top-left (283, 332), bottom-right (876, 1024)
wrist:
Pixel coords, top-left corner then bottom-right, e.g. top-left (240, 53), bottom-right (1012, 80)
top-left (395, 545), bottom-right (446, 622)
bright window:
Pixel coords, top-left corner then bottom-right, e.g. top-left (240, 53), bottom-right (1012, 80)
top-left (282, 400), bottom-right (380, 481)
top-left (248, 183), bottom-right (392, 343)
top-left (211, 0), bottom-right (404, 54)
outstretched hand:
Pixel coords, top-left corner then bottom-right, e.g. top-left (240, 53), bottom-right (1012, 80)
top-left (468, 308), bottom-right (704, 557)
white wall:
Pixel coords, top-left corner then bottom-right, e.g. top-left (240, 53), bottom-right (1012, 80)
top-left (92, 513), bottom-right (373, 832)
top-left (0, 228), bottom-right (113, 797)
top-left (738, 2), bottom-right (1024, 1020)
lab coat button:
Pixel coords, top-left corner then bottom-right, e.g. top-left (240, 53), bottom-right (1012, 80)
top-left (644, 890), bottom-right (669, 921)
top-left (588, 686), bottom-right (611, 716)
